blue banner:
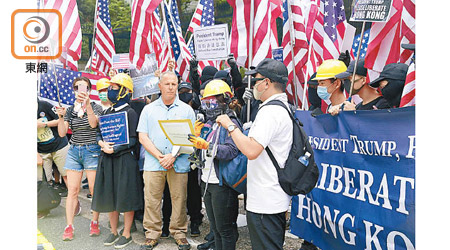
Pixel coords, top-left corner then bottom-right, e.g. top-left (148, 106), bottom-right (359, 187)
top-left (99, 111), bottom-right (129, 146)
top-left (291, 107), bottom-right (415, 250)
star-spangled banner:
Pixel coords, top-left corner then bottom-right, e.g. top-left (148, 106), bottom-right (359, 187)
top-left (352, 28), bottom-right (370, 59)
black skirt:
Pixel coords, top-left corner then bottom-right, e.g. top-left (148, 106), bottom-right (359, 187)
top-left (92, 150), bottom-right (143, 213)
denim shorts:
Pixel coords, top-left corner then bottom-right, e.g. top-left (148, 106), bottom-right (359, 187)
top-left (64, 144), bottom-right (101, 172)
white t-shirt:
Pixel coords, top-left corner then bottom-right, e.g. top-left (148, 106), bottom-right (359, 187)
top-left (247, 93), bottom-right (293, 214)
top-left (201, 123), bottom-right (220, 184)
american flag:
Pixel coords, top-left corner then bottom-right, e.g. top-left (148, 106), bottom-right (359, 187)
top-left (164, 0), bottom-right (192, 81)
top-left (311, 0), bottom-right (348, 64)
top-left (364, 0), bottom-right (403, 79)
top-left (90, 0), bottom-right (116, 75)
top-left (399, 61), bottom-right (415, 107)
top-left (39, 65), bottom-right (105, 107)
top-left (112, 53), bottom-right (131, 70)
top-left (42, 0), bottom-right (82, 71)
top-left (151, 7), bottom-right (164, 66)
top-left (130, 0), bottom-right (163, 70)
top-left (160, 18), bottom-right (174, 72)
top-left (228, 0), bottom-right (283, 68)
top-left (282, 0), bottom-right (310, 108)
top-left (400, 0), bottom-right (415, 64)
top-left (186, 0), bottom-right (221, 72)
top-left (352, 28), bottom-right (370, 59)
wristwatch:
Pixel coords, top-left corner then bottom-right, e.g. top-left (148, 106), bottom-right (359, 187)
top-left (227, 124), bottom-right (237, 133)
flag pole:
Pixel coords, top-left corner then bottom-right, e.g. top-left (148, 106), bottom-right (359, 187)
top-left (349, 21), bottom-right (366, 103)
top-left (286, 0), bottom-right (298, 109)
top-left (301, 23), bottom-right (315, 110)
top-left (246, 0), bottom-right (255, 122)
top-left (89, 0), bottom-right (99, 72)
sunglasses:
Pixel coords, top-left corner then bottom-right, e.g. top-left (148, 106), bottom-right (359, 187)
top-left (250, 77), bottom-right (265, 86)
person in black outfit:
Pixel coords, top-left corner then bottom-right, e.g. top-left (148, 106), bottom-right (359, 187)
top-left (368, 63), bottom-right (408, 108)
top-left (92, 73), bottom-right (143, 248)
top-left (337, 59), bottom-right (391, 111)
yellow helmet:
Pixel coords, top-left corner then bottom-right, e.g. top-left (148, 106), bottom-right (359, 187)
top-left (202, 80), bottom-right (233, 100)
top-left (96, 78), bottom-right (110, 91)
top-left (313, 59), bottom-right (347, 80)
top-left (110, 73), bottom-right (134, 93)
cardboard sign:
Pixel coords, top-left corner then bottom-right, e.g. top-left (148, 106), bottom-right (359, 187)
top-left (350, 0), bottom-right (392, 22)
top-left (272, 47), bottom-right (284, 63)
top-left (99, 111), bottom-right (129, 146)
top-left (193, 24), bottom-right (229, 60)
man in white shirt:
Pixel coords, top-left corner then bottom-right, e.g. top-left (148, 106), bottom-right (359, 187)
top-left (216, 58), bottom-right (292, 250)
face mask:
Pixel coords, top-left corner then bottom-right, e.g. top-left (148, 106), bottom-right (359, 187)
top-left (253, 80), bottom-right (266, 100)
top-left (317, 86), bottom-right (331, 101)
top-left (380, 80), bottom-right (403, 107)
top-left (108, 87), bottom-right (131, 107)
top-left (98, 92), bottom-right (108, 102)
top-left (179, 92), bottom-right (193, 104)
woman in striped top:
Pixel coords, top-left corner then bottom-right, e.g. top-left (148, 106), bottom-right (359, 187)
top-left (56, 76), bottom-right (103, 241)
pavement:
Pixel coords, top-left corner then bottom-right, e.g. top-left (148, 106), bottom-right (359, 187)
top-left (37, 185), bottom-right (307, 250)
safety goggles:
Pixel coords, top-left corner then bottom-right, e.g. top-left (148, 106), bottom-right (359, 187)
top-left (201, 98), bottom-right (219, 110)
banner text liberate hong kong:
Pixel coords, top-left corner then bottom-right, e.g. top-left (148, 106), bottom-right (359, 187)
top-left (291, 107), bottom-right (415, 250)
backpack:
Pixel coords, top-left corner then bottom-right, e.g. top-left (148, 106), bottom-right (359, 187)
top-left (218, 114), bottom-right (248, 195)
top-left (261, 100), bottom-right (320, 196)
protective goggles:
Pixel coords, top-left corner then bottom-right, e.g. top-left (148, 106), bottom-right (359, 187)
top-left (201, 98), bottom-right (219, 110)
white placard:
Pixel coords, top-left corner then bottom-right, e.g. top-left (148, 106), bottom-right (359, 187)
top-left (193, 24), bottom-right (229, 61)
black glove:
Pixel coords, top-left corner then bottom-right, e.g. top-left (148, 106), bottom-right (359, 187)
top-left (227, 53), bottom-right (236, 68)
top-left (338, 50), bottom-right (351, 67)
top-left (189, 55), bottom-right (198, 71)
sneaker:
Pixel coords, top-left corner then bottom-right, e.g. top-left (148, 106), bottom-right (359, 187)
top-left (140, 238), bottom-right (158, 250)
top-left (104, 233), bottom-right (120, 246)
top-left (175, 238), bottom-right (191, 250)
top-left (190, 223), bottom-right (200, 237)
top-left (74, 200), bottom-right (81, 216)
top-left (197, 240), bottom-right (215, 250)
top-left (87, 193), bottom-right (92, 199)
top-left (161, 226), bottom-right (170, 239)
top-left (114, 235), bottom-right (133, 249)
top-left (90, 220), bottom-right (100, 236)
top-left (63, 225), bottom-right (74, 241)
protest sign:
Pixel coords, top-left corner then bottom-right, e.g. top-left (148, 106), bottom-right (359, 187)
top-left (132, 73), bottom-right (160, 99)
top-left (99, 111), bottom-right (129, 146)
top-left (193, 24), bottom-right (229, 61)
top-left (291, 107), bottom-right (415, 250)
top-left (350, 0), bottom-right (393, 22)
top-left (158, 119), bottom-right (195, 147)
top-left (130, 53), bottom-right (158, 78)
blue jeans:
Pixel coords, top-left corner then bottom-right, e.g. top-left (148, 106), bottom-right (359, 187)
top-left (64, 144), bottom-right (101, 171)
top-left (201, 182), bottom-right (239, 250)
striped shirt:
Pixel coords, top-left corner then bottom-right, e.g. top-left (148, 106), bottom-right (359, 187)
top-left (64, 102), bottom-right (103, 145)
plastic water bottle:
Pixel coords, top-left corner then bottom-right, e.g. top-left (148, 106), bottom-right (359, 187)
top-left (298, 152), bottom-right (311, 166)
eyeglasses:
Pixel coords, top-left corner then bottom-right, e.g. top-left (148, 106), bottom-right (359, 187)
top-left (250, 77), bottom-right (265, 86)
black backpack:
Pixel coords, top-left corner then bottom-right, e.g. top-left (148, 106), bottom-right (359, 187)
top-left (261, 100), bottom-right (320, 196)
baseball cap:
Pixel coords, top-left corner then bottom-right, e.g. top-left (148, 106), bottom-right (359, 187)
top-left (178, 81), bottom-right (192, 91)
top-left (401, 43), bottom-right (415, 51)
top-left (369, 63), bottom-right (409, 88)
top-left (335, 59), bottom-right (367, 79)
top-left (245, 58), bottom-right (288, 85)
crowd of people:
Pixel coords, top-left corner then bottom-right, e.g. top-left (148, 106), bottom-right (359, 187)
top-left (37, 49), bottom-right (413, 250)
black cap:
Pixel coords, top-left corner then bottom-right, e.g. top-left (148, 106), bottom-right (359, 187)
top-left (335, 59), bottom-right (367, 79)
top-left (307, 72), bottom-right (318, 86)
top-left (200, 66), bottom-right (218, 84)
top-left (178, 81), bottom-right (192, 91)
top-left (369, 63), bottom-right (409, 88)
top-left (401, 43), bottom-right (415, 51)
top-left (245, 58), bottom-right (288, 85)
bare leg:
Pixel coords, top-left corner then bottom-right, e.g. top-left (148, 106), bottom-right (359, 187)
top-left (65, 170), bottom-right (83, 226)
top-left (122, 211), bottom-right (135, 238)
top-left (109, 211), bottom-right (120, 235)
top-left (85, 170), bottom-right (99, 222)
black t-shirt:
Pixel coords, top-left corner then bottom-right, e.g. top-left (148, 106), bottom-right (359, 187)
top-left (355, 96), bottom-right (391, 110)
top-left (37, 100), bottom-right (68, 153)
